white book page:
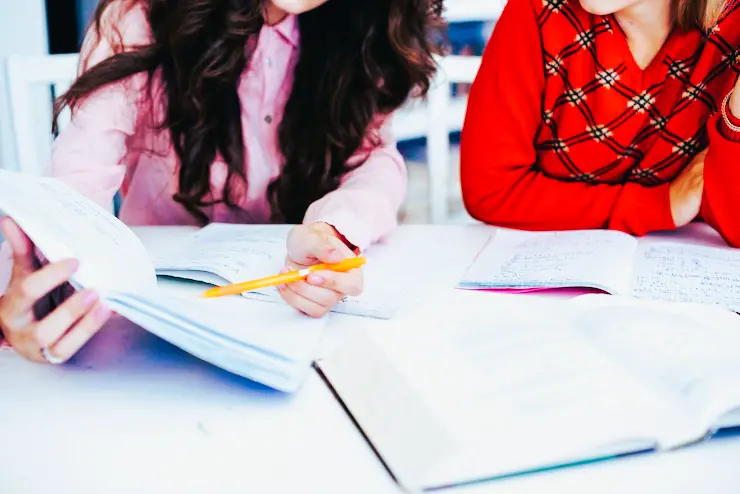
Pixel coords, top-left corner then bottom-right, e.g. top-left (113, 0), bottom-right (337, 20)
top-left (155, 223), bottom-right (287, 283)
top-left (630, 241), bottom-right (740, 312)
top-left (568, 295), bottom-right (740, 445)
top-left (105, 277), bottom-right (327, 392)
top-left (337, 292), bottom-right (670, 485)
top-left (155, 223), bottom-right (406, 319)
top-left (0, 170), bottom-right (156, 293)
top-left (404, 298), bottom-right (667, 446)
top-left (459, 229), bottom-right (638, 294)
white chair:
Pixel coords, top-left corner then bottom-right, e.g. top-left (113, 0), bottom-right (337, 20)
top-left (392, 0), bottom-right (503, 223)
top-left (6, 53), bottom-right (122, 215)
top-left (426, 55), bottom-right (483, 225)
top-left (393, 54), bottom-right (483, 224)
top-left (6, 53), bottom-right (80, 175)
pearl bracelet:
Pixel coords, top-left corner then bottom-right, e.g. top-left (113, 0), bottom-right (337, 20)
top-left (722, 90), bottom-right (740, 133)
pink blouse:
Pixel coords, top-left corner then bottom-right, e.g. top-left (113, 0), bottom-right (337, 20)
top-left (46, 5), bottom-right (407, 250)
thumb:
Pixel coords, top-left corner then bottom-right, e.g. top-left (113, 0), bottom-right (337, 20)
top-left (289, 227), bottom-right (346, 265)
top-left (2, 217), bottom-right (38, 278)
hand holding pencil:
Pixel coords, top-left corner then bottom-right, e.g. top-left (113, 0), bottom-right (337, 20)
top-left (278, 223), bottom-right (364, 318)
top-left (201, 256), bottom-right (366, 298)
top-left (202, 223), bottom-right (364, 318)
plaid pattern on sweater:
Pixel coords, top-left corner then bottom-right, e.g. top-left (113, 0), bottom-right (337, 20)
top-left (535, 0), bottom-right (740, 186)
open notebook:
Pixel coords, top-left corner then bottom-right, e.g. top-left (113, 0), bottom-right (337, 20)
top-left (154, 223), bottom-right (404, 319)
top-left (317, 292), bottom-right (740, 490)
top-left (0, 170), bottom-right (325, 392)
top-left (458, 228), bottom-right (740, 312)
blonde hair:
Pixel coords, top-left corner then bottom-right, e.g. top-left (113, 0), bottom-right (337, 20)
top-left (705, 0), bottom-right (728, 28)
top-left (677, 0), bottom-right (727, 30)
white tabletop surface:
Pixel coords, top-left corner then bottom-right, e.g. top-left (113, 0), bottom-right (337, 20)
top-left (2, 224), bottom-right (740, 494)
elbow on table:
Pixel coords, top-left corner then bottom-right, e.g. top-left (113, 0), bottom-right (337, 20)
top-left (462, 185), bottom-right (565, 232)
top-left (702, 196), bottom-right (740, 249)
top-left (459, 153), bottom-right (526, 228)
top-left (717, 224), bottom-right (740, 249)
top-left (461, 188), bottom-right (512, 227)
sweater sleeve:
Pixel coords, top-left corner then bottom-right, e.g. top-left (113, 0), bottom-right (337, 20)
top-left (460, 0), bottom-right (675, 235)
top-left (701, 108), bottom-right (740, 246)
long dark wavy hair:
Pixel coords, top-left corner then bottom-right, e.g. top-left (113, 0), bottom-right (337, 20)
top-left (53, 0), bottom-right (445, 224)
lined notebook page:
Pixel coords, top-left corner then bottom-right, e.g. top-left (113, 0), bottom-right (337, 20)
top-left (155, 224), bottom-right (287, 283)
top-left (155, 224), bottom-right (405, 319)
top-left (459, 229), bottom-right (638, 294)
top-left (630, 242), bottom-right (740, 312)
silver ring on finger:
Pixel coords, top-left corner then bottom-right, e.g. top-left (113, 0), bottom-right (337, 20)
top-left (41, 346), bottom-right (65, 365)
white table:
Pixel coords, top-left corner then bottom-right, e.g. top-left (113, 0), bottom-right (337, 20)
top-left (2, 225), bottom-right (740, 494)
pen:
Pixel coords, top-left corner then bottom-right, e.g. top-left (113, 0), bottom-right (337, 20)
top-left (200, 256), bottom-right (367, 298)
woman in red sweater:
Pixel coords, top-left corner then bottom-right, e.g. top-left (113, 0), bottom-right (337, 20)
top-left (461, 0), bottom-right (740, 245)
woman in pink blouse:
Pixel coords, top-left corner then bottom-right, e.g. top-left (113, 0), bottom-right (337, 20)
top-left (0, 0), bottom-right (444, 364)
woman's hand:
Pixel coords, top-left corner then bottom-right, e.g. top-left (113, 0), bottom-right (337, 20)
top-left (280, 222), bottom-right (363, 318)
top-left (0, 218), bottom-right (111, 364)
top-left (669, 149), bottom-right (706, 228)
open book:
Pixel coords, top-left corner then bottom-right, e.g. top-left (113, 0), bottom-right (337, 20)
top-left (154, 223), bottom-right (404, 319)
top-left (317, 292), bottom-right (740, 490)
top-left (458, 228), bottom-right (740, 312)
top-left (0, 170), bottom-right (325, 392)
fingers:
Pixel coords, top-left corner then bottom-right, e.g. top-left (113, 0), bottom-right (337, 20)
top-left (307, 232), bottom-right (346, 264)
top-left (10, 259), bottom-right (79, 313)
top-left (288, 279), bottom-right (343, 306)
top-left (278, 283), bottom-right (333, 318)
top-left (280, 270), bottom-right (362, 318)
top-left (283, 224), bottom-right (363, 317)
top-left (48, 302), bottom-right (111, 363)
top-left (288, 226), bottom-right (347, 265)
top-left (2, 217), bottom-right (37, 277)
top-left (8, 293), bottom-right (109, 365)
top-left (306, 270), bottom-right (363, 297)
top-left (34, 289), bottom-right (99, 347)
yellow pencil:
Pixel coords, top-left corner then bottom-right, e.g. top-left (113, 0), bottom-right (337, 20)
top-left (200, 257), bottom-right (366, 298)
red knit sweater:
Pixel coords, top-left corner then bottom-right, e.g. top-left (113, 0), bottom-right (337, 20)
top-left (461, 0), bottom-right (740, 245)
